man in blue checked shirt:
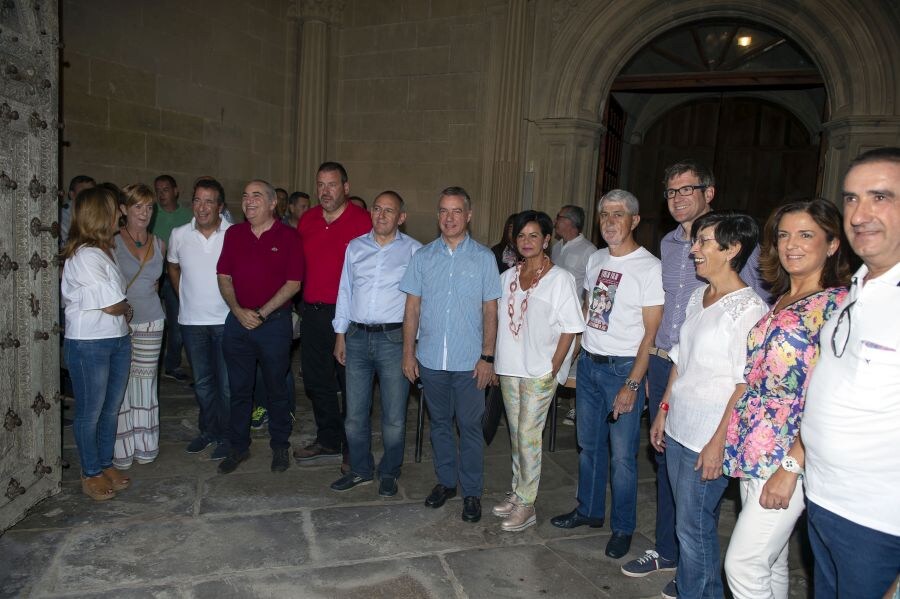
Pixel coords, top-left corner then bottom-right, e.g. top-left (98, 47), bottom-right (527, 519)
top-left (329, 191), bottom-right (422, 498)
top-left (400, 186), bottom-right (502, 524)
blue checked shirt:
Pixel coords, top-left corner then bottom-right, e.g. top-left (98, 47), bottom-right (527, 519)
top-left (332, 231), bottom-right (423, 333)
top-left (399, 234), bottom-right (501, 372)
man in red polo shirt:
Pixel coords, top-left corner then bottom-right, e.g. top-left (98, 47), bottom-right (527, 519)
top-left (294, 162), bottom-right (371, 464)
top-left (216, 179), bottom-right (304, 474)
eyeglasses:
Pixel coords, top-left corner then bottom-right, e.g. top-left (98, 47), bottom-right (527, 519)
top-left (830, 299), bottom-right (856, 358)
top-left (663, 185), bottom-right (708, 199)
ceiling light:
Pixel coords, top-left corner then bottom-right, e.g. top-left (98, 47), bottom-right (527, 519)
top-left (737, 36), bottom-right (752, 47)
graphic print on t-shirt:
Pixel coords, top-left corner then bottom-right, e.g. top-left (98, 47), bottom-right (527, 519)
top-left (587, 269), bottom-right (621, 331)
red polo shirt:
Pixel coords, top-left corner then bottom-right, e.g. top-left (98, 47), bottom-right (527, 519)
top-left (297, 203), bottom-right (371, 304)
top-left (217, 220), bottom-right (304, 309)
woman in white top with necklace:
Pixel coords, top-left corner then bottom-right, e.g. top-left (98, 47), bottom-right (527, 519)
top-left (61, 186), bottom-right (134, 501)
top-left (649, 211), bottom-right (768, 599)
top-left (493, 210), bottom-right (585, 532)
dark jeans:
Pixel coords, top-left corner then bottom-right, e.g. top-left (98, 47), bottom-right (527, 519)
top-left (344, 323), bottom-right (409, 480)
top-left (222, 308), bottom-right (293, 453)
top-left (807, 500), bottom-right (900, 598)
top-left (300, 303), bottom-right (345, 450)
top-left (253, 364), bottom-right (296, 416)
top-left (648, 353), bottom-right (678, 561)
top-left (181, 324), bottom-right (230, 443)
top-left (160, 277), bottom-right (184, 372)
top-left (64, 335), bottom-right (131, 477)
top-left (418, 364), bottom-right (485, 497)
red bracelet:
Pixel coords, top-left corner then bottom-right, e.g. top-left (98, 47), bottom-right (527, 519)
top-left (660, 402), bottom-right (669, 412)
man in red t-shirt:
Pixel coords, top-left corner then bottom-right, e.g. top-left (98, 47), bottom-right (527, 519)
top-left (216, 179), bottom-right (304, 474)
top-left (294, 162), bottom-right (372, 464)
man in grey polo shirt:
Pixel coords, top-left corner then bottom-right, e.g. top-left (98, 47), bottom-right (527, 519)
top-left (400, 186), bottom-right (501, 524)
top-left (168, 178), bottom-right (232, 460)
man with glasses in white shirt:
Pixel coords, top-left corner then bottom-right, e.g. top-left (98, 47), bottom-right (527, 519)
top-left (802, 147), bottom-right (900, 599)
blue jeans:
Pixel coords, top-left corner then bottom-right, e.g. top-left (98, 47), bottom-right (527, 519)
top-left (161, 277), bottom-right (184, 372)
top-left (64, 335), bottom-right (131, 477)
top-left (648, 354), bottom-right (677, 562)
top-left (807, 501), bottom-right (900, 599)
top-left (575, 353), bottom-right (643, 533)
top-left (222, 308), bottom-right (293, 453)
top-left (344, 324), bottom-right (409, 480)
top-left (666, 435), bottom-right (728, 599)
top-left (181, 324), bottom-right (230, 443)
top-left (419, 364), bottom-right (485, 497)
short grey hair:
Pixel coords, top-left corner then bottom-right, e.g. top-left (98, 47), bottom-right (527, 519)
top-left (559, 204), bottom-right (585, 232)
top-left (598, 189), bottom-right (639, 215)
top-left (247, 179), bottom-right (276, 202)
top-left (438, 186), bottom-right (471, 211)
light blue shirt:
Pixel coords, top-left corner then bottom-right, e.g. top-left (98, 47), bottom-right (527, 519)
top-left (332, 230), bottom-right (422, 333)
top-left (400, 234), bottom-right (501, 372)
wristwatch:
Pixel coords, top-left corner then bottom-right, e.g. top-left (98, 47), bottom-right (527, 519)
top-left (480, 354), bottom-right (495, 364)
top-left (780, 456), bottom-right (804, 475)
top-left (624, 378), bottom-right (640, 391)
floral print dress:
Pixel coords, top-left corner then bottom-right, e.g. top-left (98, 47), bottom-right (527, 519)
top-left (724, 287), bottom-right (848, 480)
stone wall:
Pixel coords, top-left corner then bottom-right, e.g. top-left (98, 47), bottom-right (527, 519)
top-left (332, 0), bottom-right (497, 242)
top-left (60, 0), bottom-right (293, 213)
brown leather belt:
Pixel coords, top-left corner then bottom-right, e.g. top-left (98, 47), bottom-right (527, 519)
top-left (648, 347), bottom-right (672, 362)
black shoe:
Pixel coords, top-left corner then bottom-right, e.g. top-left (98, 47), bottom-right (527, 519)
top-left (424, 483), bottom-right (456, 508)
top-left (550, 509), bottom-right (605, 529)
top-left (605, 532), bottom-right (633, 559)
top-left (330, 472), bottom-right (373, 491)
top-left (218, 450), bottom-right (249, 474)
top-left (462, 496), bottom-right (482, 523)
top-left (271, 448), bottom-right (290, 473)
top-left (378, 477), bottom-right (398, 497)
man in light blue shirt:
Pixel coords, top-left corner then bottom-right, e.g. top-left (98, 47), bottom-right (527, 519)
top-left (400, 186), bottom-right (501, 523)
top-left (329, 191), bottom-right (422, 497)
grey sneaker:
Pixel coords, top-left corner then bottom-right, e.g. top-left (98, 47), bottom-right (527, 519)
top-left (492, 492), bottom-right (520, 518)
top-left (621, 549), bottom-right (677, 577)
top-left (661, 578), bottom-right (677, 599)
top-left (500, 503), bottom-right (536, 532)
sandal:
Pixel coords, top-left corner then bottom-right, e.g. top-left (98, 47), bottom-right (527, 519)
top-left (102, 467), bottom-right (131, 491)
top-left (81, 474), bottom-right (116, 501)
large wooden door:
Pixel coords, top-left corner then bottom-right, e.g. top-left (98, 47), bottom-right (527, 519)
top-left (0, 0), bottom-right (61, 531)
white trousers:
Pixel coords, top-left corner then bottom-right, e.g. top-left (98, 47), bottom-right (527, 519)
top-left (724, 477), bottom-right (805, 599)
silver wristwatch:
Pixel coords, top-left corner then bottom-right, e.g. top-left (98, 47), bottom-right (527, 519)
top-left (780, 456), bottom-right (804, 475)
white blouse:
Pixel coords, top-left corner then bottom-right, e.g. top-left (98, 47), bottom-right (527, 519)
top-left (495, 265), bottom-right (585, 384)
top-left (62, 246), bottom-right (129, 340)
top-left (665, 285), bottom-right (768, 452)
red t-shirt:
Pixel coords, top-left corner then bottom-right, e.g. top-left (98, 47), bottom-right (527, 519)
top-left (217, 220), bottom-right (305, 309)
top-left (297, 203), bottom-right (371, 304)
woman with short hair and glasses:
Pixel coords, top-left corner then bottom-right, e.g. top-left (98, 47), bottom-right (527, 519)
top-left (649, 211), bottom-right (769, 599)
top-left (723, 198), bottom-right (850, 599)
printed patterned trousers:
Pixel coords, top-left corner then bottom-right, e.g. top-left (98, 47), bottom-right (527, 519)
top-left (113, 318), bottom-right (164, 468)
top-left (499, 372), bottom-right (558, 504)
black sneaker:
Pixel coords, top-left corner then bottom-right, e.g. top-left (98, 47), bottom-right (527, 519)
top-left (218, 450), bottom-right (249, 474)
top-left (271, 448), bottom-right (290, 473)
top-left (605, 532), bottom-right (633, 559)
top-left (330, 472), bottom-right (373, 492)
top-left (462, 496), bottom-right (482, 523)
top-left (186, 435), bottom-right (213, 454)
top-left (164, 368), bottom-right (191, 384)
top-left (378, 477), bottom-right (398, 497)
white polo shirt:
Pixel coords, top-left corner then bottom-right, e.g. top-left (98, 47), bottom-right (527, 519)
top-left (803, 262), bottom-right (900, 536)
top-left (551, 233), bottom-right (597, 293)
top-left (167, 218), bottom-right (231, 326)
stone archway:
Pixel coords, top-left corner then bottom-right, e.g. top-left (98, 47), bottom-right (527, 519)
top-left (525, 0), bottom-right (900, 231)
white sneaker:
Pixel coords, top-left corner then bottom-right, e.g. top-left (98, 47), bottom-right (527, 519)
top-left (563, 408), bottom-right (576, 426)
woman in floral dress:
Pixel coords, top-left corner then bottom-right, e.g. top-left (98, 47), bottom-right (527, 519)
top-left (723, 199), bottom-right (851, 599)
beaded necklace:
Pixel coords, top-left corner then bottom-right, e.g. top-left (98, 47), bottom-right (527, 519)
top-left (507, 255), bottom-right (548, 337)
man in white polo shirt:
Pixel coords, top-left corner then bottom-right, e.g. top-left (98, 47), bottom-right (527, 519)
top-left (168, 178), bottom-right (232, 460)
top-left (802, 147), bottom-right (900, 598)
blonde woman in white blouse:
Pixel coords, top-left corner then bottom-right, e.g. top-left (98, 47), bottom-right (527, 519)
top-left (61, 186), bottom-right (134, 501)
top-left (493, 210), bottom-right (585, 532)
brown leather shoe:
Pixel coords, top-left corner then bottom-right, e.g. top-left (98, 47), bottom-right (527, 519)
top-left (102, 467), bottom-right (131, 491)
top-left (82, 475), bottom-right (116, 501)
top-left (292, 442), bottom-right (341, 462)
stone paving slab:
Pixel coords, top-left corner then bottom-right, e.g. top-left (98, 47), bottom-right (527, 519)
top-left (0, 529), bottom-right (67, 599)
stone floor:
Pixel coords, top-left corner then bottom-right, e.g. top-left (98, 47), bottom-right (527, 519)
top-left (2, 371), bottom-right (813, 598)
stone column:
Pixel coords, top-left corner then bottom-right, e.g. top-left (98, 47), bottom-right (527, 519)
top-left (484, 0), bottom-right (530, 239)
top-left (820, 116), bottom-right (900, 202)
top-left (288, 0), bottom-right (344, 194)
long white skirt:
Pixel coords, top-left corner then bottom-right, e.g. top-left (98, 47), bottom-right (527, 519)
top-left (113, 318), bottom-right (164, 468)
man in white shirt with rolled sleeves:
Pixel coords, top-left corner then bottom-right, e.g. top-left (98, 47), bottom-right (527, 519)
top-left (168, 178), bottom-right (232, 461)
top-left (802, 147), bottom-right (900, 598)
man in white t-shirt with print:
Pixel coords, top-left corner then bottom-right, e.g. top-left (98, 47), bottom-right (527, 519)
top-left (551, 189), bottom-right (664, 562)
top-left (168, 178), bottom-right (232, 461)
top-left (802, 147), bottom-right (900, 598)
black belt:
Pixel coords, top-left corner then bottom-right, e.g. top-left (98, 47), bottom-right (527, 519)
top-left (351, 321), bottom-right (402, 332)
top-left (303, 302), bottom-right (335, 311)
top-left (583, 350), bottom-right (612, 364)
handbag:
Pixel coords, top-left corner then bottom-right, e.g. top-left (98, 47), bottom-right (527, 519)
top-left (482, 383), bottom-right (505, 445)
